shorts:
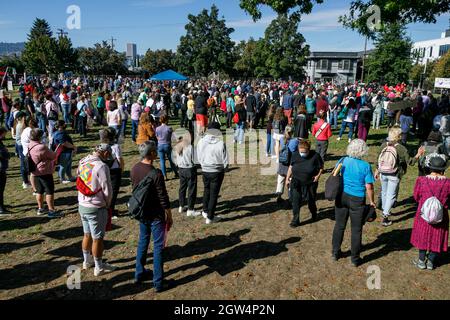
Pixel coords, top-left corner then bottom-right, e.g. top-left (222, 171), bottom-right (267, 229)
top-left (196, 114), bottom-right (208, 128)
top-left (80, 207), bottom-right (108, 240)
top-left (273, 133), bottom-right (284, 141)
top-left (246, 112), bottom-right (255, 122)
top-left (35, 175), bottom-right (55, 195)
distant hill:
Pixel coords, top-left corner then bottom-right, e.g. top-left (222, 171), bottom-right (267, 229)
top-left (0, 42), bottom-right (25, 56)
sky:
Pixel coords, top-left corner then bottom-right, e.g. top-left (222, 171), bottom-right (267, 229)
top-left (0, 0), bottom-right (449, 55)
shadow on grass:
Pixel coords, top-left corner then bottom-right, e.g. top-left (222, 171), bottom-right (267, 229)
top-left (362, 228), bottom-right (413, 264)
top-left (164, 237), bottom-right (301, 289)
top-left (0, 239), bottom-right (44, 255)
top-left (46, 240), bottom-right (126, 258)
top-left (0, 217), bottom-right (51, 232)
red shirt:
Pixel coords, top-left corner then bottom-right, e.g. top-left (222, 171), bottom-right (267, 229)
top-left (312, 119), bottom-right (332, 141)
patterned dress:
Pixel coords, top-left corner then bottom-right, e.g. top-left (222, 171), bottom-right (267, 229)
top-left (410, 176), bottom-right (450, 253)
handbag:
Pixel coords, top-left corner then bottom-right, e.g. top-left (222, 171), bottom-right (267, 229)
top-left (324, 158), bottom-right (345, 201)
top-left (233, 112), bottom-right (239, 124)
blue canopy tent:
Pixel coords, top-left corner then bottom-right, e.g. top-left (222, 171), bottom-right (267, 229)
top-left (149, 70), bottom-right (189, 81)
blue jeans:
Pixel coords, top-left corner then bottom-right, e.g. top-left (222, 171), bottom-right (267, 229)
top-left (131, 120), bottom-right (139, 142)
top-left (234, 121), bottom-right (245, 143)
top-left (62, 103), bottom-right (71, 124)
top-left (4, 112), bottom-right (10, 130)
top-left (266, 133), bottom-right (274, 155)
top-left (16, 144), bottom-right (29, 184)
top-left (158, 144), bottom-right (178, 177)
top-left (121, 120), bottom-right (127, 137)
top-left (380, 174), bottom-right (400, 218)
top-left (58, 152), bottom-right (73, 181)
top-left (135, 220), bottom-right (166, 289)
top-left (37, 114), bottom-right (47, 133)
top-left (339, 121), bottom-right (354, 139)
top-left (331, 110), bottom-right (338, 129)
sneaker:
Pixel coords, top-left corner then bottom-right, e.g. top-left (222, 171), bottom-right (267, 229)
top-left (62, 180), bottom-right (72, 185)
top-left (206, 216), bottom-right (222, 224)
top-left (22, 182), bottom-right (31, 189)
top-left (352, 258), bottom-right (363, 267)
top-left (37, 208), bottom-right (47, 216)
top-left (94, 263), bottom-right (117, 277)
top-left (32, 192), bottom-right (38, 196)
top-left (155, 279), bottom-right (175, 293)
top-left (48, 211), bottom-right (63, 219)
top-left (202, 212), bottom-right (209, 219)
top-left (413, 259), bottom-right (426, 270)
top-left (332, 251), bottom-right (342, 262)
top-left (111, 216), bottom-right (119, 220)
top-left (179, 206), bottom-right (188, 214)
top-left (382, 217), bottom-right (393, 227)
top-left (83, 256), bottom-right (95, 270)
top-left (271, 155), bottom-right (277, 159)
top-left (426, 260), bottom-right (434, 270)
top-left (348, 139), bottom-right (352, 143)
top-left (289, 221), bottom-right (300, 228)
top-left (187, 210), bottom-right (202, 217)
top-left (336, 137), bottom-right (341, 141)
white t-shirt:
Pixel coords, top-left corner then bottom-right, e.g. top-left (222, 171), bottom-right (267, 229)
top-left (110, 144), bottom-right (122, 170)
top-left (21, 127), bottom-right (32, 156)
top-left (107, 109), bottom-right (121, 126)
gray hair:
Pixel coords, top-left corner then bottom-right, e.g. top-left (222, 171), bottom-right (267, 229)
top-left (388, 127), bottom-right (402, 143)
top-left (346, 139), bottom-right (369, 159)
top-left (139, 141), bottom-right (157, 160)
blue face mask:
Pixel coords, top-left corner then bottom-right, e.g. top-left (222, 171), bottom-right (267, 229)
top-left (300, 152), bottom-right (309, 158)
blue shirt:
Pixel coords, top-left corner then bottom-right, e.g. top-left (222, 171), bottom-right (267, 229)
top-left (340, 157), bottom-right (374, 198)
top-left (280, 137), bottom-right (299, 152)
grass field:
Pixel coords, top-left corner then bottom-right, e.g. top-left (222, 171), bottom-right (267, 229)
top-left (0, 107), bottom-right (449, 300)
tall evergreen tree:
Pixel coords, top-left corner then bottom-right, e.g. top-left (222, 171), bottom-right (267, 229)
top-left (56, 36), bottom-right (79, 73)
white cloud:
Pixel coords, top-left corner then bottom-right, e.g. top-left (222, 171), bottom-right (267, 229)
top-left (132, 0), bottom-right (195, 8)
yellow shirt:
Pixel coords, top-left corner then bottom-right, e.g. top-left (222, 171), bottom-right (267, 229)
top-left (188, 99), bottom-right (195, 110)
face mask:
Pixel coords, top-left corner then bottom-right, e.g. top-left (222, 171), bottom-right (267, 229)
top-left (300, 152), bottom-right (309, 158)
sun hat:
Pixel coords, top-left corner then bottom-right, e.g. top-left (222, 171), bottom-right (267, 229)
top-left (425, 153), bottom-right (448, 172)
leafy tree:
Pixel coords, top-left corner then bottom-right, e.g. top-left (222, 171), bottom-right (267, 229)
top-left (0, 54), bottom-right (25, 74)
top-left (365, 23), bottom-right (412, 84)
top-left (233, 38), bottom-right (267, 79)
top-left (410, 60), bottom-right (436, 89)
top-left (141, 49), bottom-right (175, 75)
top-left (430, 51), bottom-right (450, 79)
top-left (239, 0), bottom-right (450, 37)
top-left (174, 5), bottom-right (235, 77)
top-left (261, 14), bottom-right (309, 80)
top-left (77, 41), bottom-right (127, 75)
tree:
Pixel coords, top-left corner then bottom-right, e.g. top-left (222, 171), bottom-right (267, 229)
top-left (22, 18), bottom-right (58, 74)
top-left (174, 5), bottom-right (235, 77)
top-left (55, 36), bottom-right (78, 73)
top-left (261, 14), bottom-right (310, 80)
top-left (240, 0), bottom-right (450, 37)
top-left (0, 54), bottom-right (25, 74)
top-left (410, 60), bottom-right (436, 89)
top-left (233, 38), bottom-right (266, 79)
top-left (78, 41), bottom-right (127, 75)
top-left (364, 23), bottom-right (412, 84)
top-left (141, 49), bottom-right (175, 75)
top-left (430, 51), bottom-right (450, 79)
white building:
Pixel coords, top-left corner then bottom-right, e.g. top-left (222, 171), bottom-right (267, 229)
top-left (126, 43), bottom-right (137, 67)
top-left (412, 28), bottom-right (450, 65)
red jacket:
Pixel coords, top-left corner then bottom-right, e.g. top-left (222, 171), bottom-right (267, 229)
top-left (312, 119), bottom-right (332, 141)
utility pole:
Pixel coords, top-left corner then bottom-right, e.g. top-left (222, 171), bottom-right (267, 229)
top-left (57, 28), bottom-right (68, 39)
top-left (110, 37), bottom-right (117, 51)
top-left (361, 36), bottom-right (368, 83)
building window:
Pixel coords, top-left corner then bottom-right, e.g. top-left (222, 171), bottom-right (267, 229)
top-left (429, 46), bottom-right (433, 57)
top-left (318, 59), bottom-right (328, 69)
top-left (344, 60), bottom-right (350, 70)
top-left (439, 44), bottom-right (450, 57)
top-left (338, 60), bottom-right (343, 69)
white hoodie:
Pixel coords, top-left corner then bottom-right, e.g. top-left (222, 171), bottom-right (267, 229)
top-left (197, 134), bottom-right (229, 173)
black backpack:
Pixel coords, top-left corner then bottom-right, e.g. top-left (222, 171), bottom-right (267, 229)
top-left (128, 168), bottom-right (159, 221)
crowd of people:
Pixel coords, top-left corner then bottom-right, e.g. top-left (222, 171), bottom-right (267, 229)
top-left (0, 75), bottom-right (449, 293)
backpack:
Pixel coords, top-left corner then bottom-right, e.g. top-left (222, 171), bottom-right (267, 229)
top-left (128, 168), bottom-right (159, 221)
top-left (279, 139), bottom-right (292, 166)
top-left (378, 144), bottom-right (398, 174)
top-left (420, 180), bottom-right (445, 224)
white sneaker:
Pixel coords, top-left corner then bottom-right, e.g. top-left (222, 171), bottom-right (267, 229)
top-left (62, 180), bottom-right (71, 185)
top-left (83, 256), bottom-right (95, 270)
top-left (348, 139), bottom-right (352, 143)
top-left (206, 216), bottom-right (222, 225)
top-left (94, 263), bottom-right (117, 277)
top-left (202, 212), bottom-right (208, 219)
top-left (336, 137), bottom-right (341, 141)
top-left (271, 155), bottom-right (277, 159)
top-left (22, 183), bottom-right (31, 189)
top-left (178, 206), bottom-right (187, 213)
top-left (187, 210), bottom-right (202, 217)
